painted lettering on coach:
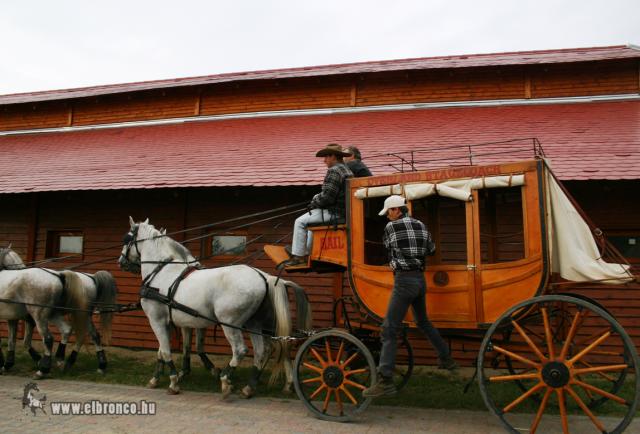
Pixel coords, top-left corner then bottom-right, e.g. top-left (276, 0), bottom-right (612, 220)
top-left (359, 164), bottom-right (504, 187)
top-left (319, 235), bottom-right (345, 251)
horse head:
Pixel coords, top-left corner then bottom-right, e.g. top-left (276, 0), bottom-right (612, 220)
top-left (0, 244), bottom-right (26, 270)
top-left (118, 217), bottom-right (149, 274)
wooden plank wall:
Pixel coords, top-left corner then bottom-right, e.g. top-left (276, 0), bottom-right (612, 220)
top-left (2, 60), bottom-right (638, 132)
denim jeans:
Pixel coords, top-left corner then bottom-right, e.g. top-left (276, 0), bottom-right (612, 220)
top-left (378, 270), bottom-right (450, 378)
top-left (291, 208), bottom-right (334, 256)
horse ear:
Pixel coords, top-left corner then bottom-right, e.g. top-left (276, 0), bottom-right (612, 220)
top-left (160, 228), bottom-right (167, 235)
top-left (143, 218), bottom-right (149, 225)
top-left (7, 243), bottom-right (11, 250)
top-left (129, 216), bottom-right (135, 228)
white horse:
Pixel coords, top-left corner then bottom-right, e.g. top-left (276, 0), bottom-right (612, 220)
top-left (0, 246), bottom-right (88, 378)
top-left (0, 246), bottom-right (117, 374)
top-left (118, 218), bottom-right (312, 398)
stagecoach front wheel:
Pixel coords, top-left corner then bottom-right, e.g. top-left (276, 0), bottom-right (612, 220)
top-left (293, 329), bottom-right (376, 422)
top-left (478, 295), bottom-right (640, 434)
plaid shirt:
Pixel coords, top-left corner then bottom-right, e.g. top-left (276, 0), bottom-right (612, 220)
top-left (383, 216), bottom-right (435, 271)
top-left (309, 162), bottom-right (353, 215)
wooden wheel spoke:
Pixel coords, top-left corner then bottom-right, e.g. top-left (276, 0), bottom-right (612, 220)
top-left (574, 375), bottom-right (595, 401)
top-left (334, 389), bottom-right (343, 415)
top-left (556, 389), bottom-right (569, 434)
top-left (568, 331), bottom-right (611, 365)
top-left (341, 351), bottom-right (359, 368)
top-left (322, 388), bottom-right (332, 413)
top-left (302, 376), bottom-right (323, 384)
top-left (335, 341), bottom-right (344, 364)
top-left (530, 387), bottom-right (553, 434)
top-left (310, 348), bottom-right (327, 367)
top-left (344, 368), bottom-right (368, 377)
top-left (325, 338), bottom-right (333, 364)
top-left (503, 382), bottom-right (544, 413)
top-left (565, 386), bottom-right (606, 432)
top-left (559, 309), bottom-right (583, 360)
top-left (303, 362), bottom-right (324, 374)
top-left (309, 383), bottom-right (327, 399)
top-left (489, 372), bottom-right (540, 382)
top-left (571, 378), bottom-right (628, 405)
top-left (574, 327), bottom-right (611, 348)
top-left (339, 385), bottom-right (358, 404)
top-left (541, 307), bottom-right (555, 360)
top-left (512, 319), bottom-right (547, 362)
top-left (577, 360), bottom-right (615, 382)
top-left (573, 363), bottom-right (628, 376)
top-left (344, 379), bottom-right (367, 391)
top-left (493, 344), bottom-right (541, 369)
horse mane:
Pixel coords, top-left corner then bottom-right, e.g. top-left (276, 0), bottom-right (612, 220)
top-left (140, 223), bottom-right (198, 264)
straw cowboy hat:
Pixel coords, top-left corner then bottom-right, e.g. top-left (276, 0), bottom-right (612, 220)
top-left (315, 143), bottom-right (353, 157)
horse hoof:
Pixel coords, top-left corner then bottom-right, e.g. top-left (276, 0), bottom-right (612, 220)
top-left (97, 369), bottom-right (106, 375)
top-left (220, 380), bottom-right (233, 400)
top-left (281, 385), bottom-right (293, 395)
top-left (167, 387), bottom-right (180, 395)
top-left (33, 371), bottom-right (45, 380)
top-left (147, 378), bottom-right (158, 389)
top-left (240, 385), bottom-right (254, 399)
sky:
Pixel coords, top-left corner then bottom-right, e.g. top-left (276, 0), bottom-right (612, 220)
top-left (1, 0), bottom-right (639, 95)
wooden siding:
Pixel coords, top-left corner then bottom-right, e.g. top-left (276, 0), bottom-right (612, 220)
top-left (2, 60), bottom-right (638, 132)
top-left (1, 180), bottom-right (639, 366)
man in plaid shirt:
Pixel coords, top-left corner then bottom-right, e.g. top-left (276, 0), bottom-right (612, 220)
top-left (284, 144), bottom-right (353, 266)
top-left (364, 195), bottom-right (457, 398)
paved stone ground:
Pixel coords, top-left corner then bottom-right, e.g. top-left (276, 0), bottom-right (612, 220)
top-left (1, 375), bottom-right (637, 434)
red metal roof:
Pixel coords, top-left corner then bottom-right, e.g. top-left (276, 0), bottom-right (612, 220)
top-left (1, 45), bottom-right (639, 106)
top-left (0, 100), bottom-right (638, 194)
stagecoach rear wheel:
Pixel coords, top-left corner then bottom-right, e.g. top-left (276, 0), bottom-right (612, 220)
top-left (293, 329), bottom-right (376, 422)
top-left (478, 295), bottom-right (640, 434)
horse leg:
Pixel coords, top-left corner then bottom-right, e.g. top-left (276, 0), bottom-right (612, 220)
top-left (23, 316), bottom-right (41, 364)
top-left (148, 321), bottom-right (179, 394)
top-left (178, 327), bottom-right (192, 380)
top-left (50, 314), bottom-right (71, 369)
top-left (219, 326), bottom-right (248, 399)
top-left (33, 315), bottom-right (54, 379)
top-left (196, 328), bottom-right (218, 378)
top-left (3, 320), bottom-right (18, 372)
top-left (86, 320), bottom-right (107, 374)
top-left (240, 331), bottom-right (269, 399)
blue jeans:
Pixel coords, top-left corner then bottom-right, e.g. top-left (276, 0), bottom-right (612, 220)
top-left (378, 270), bottom-right (450, 378)
top-left (291, 208), bottom-right (334, 256)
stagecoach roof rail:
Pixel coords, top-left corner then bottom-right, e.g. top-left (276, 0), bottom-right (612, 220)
top-left (364, 138), bottom-right (545, 173)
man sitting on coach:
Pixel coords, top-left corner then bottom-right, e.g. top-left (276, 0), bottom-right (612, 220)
top-left (284, 144), bottom-right (353, 266)
top-left (344, 145), bottom-right (373, 177)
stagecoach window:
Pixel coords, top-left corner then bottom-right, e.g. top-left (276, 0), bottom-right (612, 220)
top-left (478, 187), bottom-right (525, 263)
top-left (363, 196), bottom-right (389, 265)
top-left (411, 197), bottom-right (468, 265)
top-left (46, 231), bottom-right (84, 258)
top-left (212, 235), bottom-right (246, 256)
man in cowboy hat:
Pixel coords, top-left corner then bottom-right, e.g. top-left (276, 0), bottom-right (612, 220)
top-left (284, 144), bottom-right (353, 266)
top-left (363, 195), bottom-right (457, 398)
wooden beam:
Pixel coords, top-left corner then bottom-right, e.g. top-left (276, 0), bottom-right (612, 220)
top-left (26, 193), bottom-right (39, 262)
top-left (524, 70), bottom-right (532, 99)
top-left (194, 88), bottom-right (202, 116)
top-left (350, 82), bottom-right (357, 107)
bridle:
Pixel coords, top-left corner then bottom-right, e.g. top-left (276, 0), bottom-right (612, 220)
top-left (120, 226), bottom-right (142, 273)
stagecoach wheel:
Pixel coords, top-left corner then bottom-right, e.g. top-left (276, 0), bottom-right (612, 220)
top-left (293, 329), bottom-right (376, 422)
top-left (503, 293), bottom-right (630, 410)
top-left (478, 295), bottom-right (640, 434)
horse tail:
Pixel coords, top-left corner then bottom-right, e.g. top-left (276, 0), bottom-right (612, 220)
top-left (266, 276), bottom-right (293, 386)
top-left (93, 271), bottom-right (118, 345)
top-left (283, 280), bottom-right (312, 333)
top-left (60, 270), bottom-right (88, 347)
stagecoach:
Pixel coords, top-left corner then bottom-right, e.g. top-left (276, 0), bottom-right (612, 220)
top-left (265, 156), bottom-right (640, 433)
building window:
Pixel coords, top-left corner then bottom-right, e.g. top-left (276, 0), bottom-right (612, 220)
top-left (46, 231), bottom-right (84, 258)
top-left (212, 235), bottom-right (247, 257)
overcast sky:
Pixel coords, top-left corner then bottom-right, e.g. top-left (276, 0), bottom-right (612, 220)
top-left (1, 0), bottom-right (639, 95)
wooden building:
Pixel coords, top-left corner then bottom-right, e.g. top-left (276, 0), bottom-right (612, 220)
top-left (1, 45), bottom-right (639, 366)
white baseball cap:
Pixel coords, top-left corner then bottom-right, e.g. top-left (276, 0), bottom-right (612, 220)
top-left (379, 195), bottom-right (407, 216)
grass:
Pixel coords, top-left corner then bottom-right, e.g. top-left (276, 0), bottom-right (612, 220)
top-left (3, 345), bottom-right (638, 418)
